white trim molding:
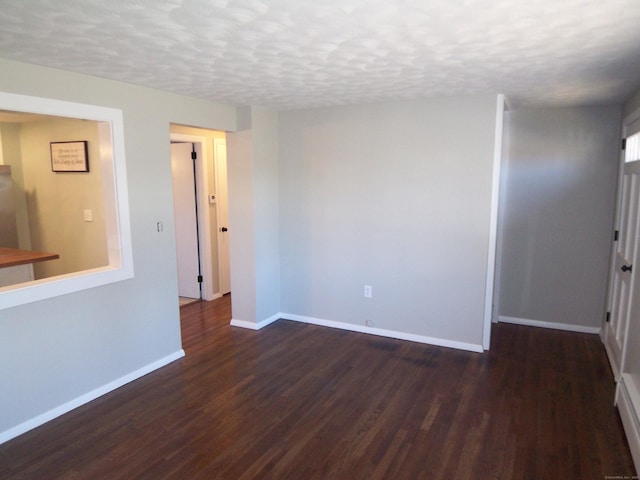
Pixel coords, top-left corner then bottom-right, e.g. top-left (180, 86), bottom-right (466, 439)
top-left (229, 312), bottom-right (483, 352)
top-left (230, 313), bottom-right (280, 331)
top-left (281, 313), bottom-right (484, 353)
top-left (483, 93), bottom-right (506, 351)
top-left (499, 315), bottom-right (601, 334)
top-left (0, 350), bottom-right (185, 445)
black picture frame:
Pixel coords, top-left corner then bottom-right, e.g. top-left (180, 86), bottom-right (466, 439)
top-left (50, 141), bottom-right (89, 172)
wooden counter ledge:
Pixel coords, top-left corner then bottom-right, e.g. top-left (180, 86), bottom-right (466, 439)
top-left (0, 247), bottom-right (59, 268)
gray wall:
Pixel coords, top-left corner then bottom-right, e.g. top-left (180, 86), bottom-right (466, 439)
top-left (0, 58), bottom-right (236, 438)
top-left (17, 118), bottom-right (108, 279)
top-left (227, 107), bottom-right (281, 325)
top-left (0, 122), bottom-right (31, 250)
top-left (498, 106), bottom-right (621, 329)
top-left (227, 127), bottom-right (257, 324)
top-left (278, 95), bottom-right (500, 348)
top-left (252, 108), bottom-right (281, 323)
top-left (624, 88), bottom-right (640, 119)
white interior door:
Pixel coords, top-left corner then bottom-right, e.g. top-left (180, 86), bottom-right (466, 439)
top-left (604, 159), bottom-right (640, 378)
top-left (214, 138), bottom-right (231, 295)
top-left (171, 142), bottom-right (201, 299)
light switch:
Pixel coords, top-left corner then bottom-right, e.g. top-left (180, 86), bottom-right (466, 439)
top-left (83, 209), bottom-right (93, 222)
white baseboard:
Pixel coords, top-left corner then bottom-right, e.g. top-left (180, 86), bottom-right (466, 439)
top-left (229, 311), bottom-right (483, 353)
top-left (230, 312), bottom-right (280, 331)
top-left (202, 291), bottom-right (227, 302)
top-left (616, 374), bottom-right (640, 474)
top-left (281, 313), bottom-right (484, 353)
top-left (0, 349), bottom-right (185, 445)
top-left (499, 316), bottom-right (601, 334)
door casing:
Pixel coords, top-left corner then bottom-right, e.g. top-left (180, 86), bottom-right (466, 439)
top-left (214, 138), bottom-right (231, 295)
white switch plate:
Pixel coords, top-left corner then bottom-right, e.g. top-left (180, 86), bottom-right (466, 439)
top-left (83, 209), bottom-right (93, 222)
top-left (364, 285), bottom-right (373, 298)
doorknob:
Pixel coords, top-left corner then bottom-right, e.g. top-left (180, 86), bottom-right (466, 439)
top-left (220, 227), bottom-right (228, 232)
top-left (621, 264), bottom-right (633, 273)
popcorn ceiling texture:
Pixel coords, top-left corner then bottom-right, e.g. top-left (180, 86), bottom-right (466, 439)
top-left (1, 0), bottom-right (640, 110)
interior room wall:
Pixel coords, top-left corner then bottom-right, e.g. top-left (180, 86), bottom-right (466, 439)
top-left (498, 105), bottom-right (621, 330)
top-left (623, 88), bottom-right (640, 119)
top-left (492, 114), bottom-right (511, 324)
top-left (226, 125), bottom-right (257, 324)
top-left (251, 108), bottom-right (280, 323)
top-left (278, 95), bottom-right (500, 349)
top-left (18, 117), bottom-right (107, 279)
top-left (0, 58), bottom-right (236, 442)
top-left (226, 107), bottom-right (280, 325)
top-left (0, 123), bottom-right (31, 250)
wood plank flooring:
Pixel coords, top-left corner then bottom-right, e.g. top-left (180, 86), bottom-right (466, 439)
top-left (0, 295), bottom-right (635, 479)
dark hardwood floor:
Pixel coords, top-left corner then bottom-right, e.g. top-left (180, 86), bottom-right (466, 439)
top-left (0, 295), bottom-right (635, 479)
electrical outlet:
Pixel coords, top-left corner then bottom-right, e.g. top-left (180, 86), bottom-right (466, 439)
top-left (365, 319), bottom-right (373, 327)
top-left (83, 209), bottom-right (93, 222)
top-left (364, 285), bottom-right (373, 298)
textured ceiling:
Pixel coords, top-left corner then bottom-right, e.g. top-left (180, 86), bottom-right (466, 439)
top-left (1, 0), bottom-right (640, 110)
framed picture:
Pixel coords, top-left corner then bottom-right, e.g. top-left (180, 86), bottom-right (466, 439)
top-left (50, 141), bottom-right (89, 172)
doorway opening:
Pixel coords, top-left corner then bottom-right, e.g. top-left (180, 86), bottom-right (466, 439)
top-left (171, 141), bottom-right (203, 304)
top-left (169, 127), bottom-right (230, 309)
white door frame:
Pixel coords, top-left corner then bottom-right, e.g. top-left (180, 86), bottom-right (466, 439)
top-left (213, 137), bottom-right (231, 295)
top-left (483, 94), bottom-right (506, 350)
top-left (170, 133), bottom-right (215, 301)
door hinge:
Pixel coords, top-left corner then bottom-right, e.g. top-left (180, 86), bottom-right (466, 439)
top-left (622, 138), bottom-right (627, 150)
top-left (191, 151), bottom-right (197, 160)
top-left (606, 311), bottom-right (611, 323)
top-left (614, 230), bottom-right (619, 241)
top-left (197, 275), bottom-right (203, 283)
